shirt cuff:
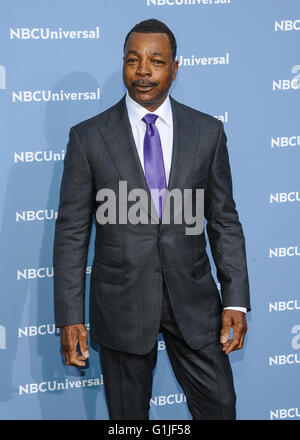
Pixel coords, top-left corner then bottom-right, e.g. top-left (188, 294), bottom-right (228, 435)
top-left (224, 306), bottom-right (247, 313)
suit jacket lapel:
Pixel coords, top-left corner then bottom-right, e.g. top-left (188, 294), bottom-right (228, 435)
top-left (97, 95), bottom-right (159, 223)
top-left (158, 96), bottom-right (197, 225)
top-left (167, 96), bottom-right (196, 193)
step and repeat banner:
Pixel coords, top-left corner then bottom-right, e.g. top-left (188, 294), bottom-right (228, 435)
top-left (0, 0), bottom-right (299, 420)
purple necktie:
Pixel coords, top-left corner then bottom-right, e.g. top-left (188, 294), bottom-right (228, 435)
top-left (142, 113), bottom-right (167, 220)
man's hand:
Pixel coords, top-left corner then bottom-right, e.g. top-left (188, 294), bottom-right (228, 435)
top-left (60, 324), bottom-right (90, 367)
top-left (220, 310), bottom-right (247, 355)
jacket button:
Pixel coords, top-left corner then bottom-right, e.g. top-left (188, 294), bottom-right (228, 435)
top-left (155, 267), bottom-right (161, 274)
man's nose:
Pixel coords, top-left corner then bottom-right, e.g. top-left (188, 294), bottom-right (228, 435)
top-left (136, 59), bottom-right (151, 76)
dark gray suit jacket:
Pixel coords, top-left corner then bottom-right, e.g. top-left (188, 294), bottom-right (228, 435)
top-left (53, 94), bottom-right (251, 355)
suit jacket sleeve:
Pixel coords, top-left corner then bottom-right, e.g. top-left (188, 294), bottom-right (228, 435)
top-left (204, 120), bottom-right (251, 311)
top-left (53, 126), bottom-right (95, 327)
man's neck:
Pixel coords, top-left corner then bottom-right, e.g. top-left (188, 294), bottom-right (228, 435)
top-left (126, 91), bottom-right (169, 112)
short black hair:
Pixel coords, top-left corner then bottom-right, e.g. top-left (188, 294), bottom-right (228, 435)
top-left (123, 19), bottom-right (177, 61)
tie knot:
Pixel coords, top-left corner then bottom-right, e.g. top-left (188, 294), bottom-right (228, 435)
top-left (142, 113), bottom-right (158, 125)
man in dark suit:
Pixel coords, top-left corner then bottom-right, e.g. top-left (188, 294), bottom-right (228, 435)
top-left (53, 19), bottom-right (251, 420)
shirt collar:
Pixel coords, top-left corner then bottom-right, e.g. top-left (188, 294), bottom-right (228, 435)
top-left (125, 91), bottom-right (172, 127)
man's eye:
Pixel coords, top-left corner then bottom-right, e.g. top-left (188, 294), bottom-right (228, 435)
top-left (127, 58), bottom-right (137, 63)
top-left (153, 60), bottom-right (164, 64)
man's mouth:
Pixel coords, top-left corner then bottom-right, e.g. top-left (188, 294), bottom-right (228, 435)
top-left (133, 82), bottom-right (157, 92)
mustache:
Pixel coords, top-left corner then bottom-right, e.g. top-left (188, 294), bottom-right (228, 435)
top-left (132, 80), bottom-right (158, 87)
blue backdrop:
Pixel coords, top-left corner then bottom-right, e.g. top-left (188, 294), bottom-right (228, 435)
top-left (1, 0), bottom-right (299, 420)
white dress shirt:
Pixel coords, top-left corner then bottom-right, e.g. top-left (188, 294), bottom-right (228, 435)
top-left (125, 91), bottom-right (247, 314)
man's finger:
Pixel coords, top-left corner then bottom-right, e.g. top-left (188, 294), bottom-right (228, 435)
top-left (78, 331), bottom-right (90, 359)
top-left (220, 323), bottom-right (231, 344)
top-left (61, 336), bottom-right (81, 366)
top-left (237, 329), bottom-right (247, 349)
top-left (221, 340), bottom-right (232, 349)
top-left (65, 341), bottom-right (86, 366)
top-left (68, 351), bottom-right (87, 367)
top-left (224, 325), bottom-right (246, 354)
top-left (60, 324), bottom-right (89, 367)
top-left (233, 326), bottom-right (243, 345)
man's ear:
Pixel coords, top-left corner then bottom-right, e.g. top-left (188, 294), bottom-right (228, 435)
top-left (172, 59), bottom-right (179, 81)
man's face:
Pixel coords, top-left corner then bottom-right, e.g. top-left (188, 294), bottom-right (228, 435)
top-left (123, 32), bottom-right (178, 111)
